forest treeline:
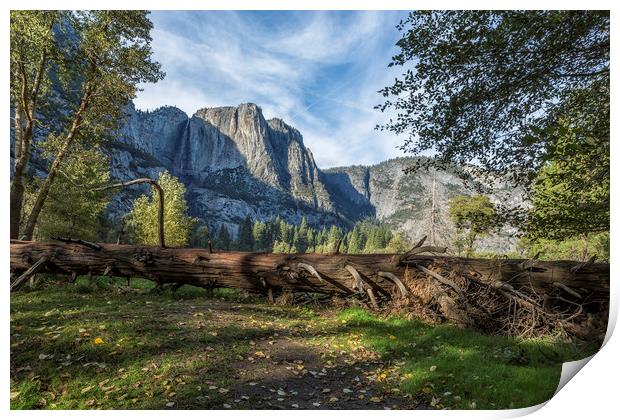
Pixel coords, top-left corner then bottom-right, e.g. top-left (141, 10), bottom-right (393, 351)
top-left (192, 216), bottom-right (411, 255)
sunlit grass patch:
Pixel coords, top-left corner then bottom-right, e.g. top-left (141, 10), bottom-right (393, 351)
top-left (334, 308), bottom-right (598, 409)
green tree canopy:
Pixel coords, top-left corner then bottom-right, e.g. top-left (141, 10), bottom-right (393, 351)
top-left (126, 171), bottom-right (196, 247)
top-left (216, 225), bottom-right (232, 251)
top-left (378, 11), bottom-right (609, 186)
top-left (525, 85), bottom-right (609, 240)
top-left (11, 10), bottom-right (164, 240)
top-left (29, 146), bottom-right (110, 241)
top-left (449, 195), bottom-right (497, 256)
top-left (237, 214), bottom-right (254, 251)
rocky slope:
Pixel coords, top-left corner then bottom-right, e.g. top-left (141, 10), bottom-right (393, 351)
top-left (107, 102), bottom-right (520, 251)
top-left (109, 103), bottom-right (338, 237)
top-left (323, 159), bottom-right (521, 252)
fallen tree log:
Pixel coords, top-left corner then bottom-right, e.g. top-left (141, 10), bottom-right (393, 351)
top-left (10, 240), bottom-right (610, 340)
top-left (10, 240), bottom-right (609, 296)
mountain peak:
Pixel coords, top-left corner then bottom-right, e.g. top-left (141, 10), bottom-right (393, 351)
top-left (111, 100), bottom-right (520, 252)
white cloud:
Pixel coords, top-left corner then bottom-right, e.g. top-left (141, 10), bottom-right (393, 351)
top-left (134, 10), bottom-right (408, 168)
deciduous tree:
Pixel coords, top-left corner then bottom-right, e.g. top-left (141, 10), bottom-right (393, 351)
top-left (126, 171), bottom-right (196, 247)
top-left (11, 11), bottom-right (164, 240)
top-left (449, 195), bottom-right (497, 257)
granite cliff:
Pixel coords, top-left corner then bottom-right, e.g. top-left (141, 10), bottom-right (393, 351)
top-left (106, 102), bottom-right (519, 251)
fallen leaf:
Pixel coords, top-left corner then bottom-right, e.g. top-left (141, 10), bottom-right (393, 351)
top-left (80, 385), bottom-right (94, 395)
top-left (94, 337), bottom-right (105, 345)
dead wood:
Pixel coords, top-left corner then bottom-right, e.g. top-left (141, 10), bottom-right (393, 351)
top-left (9, 240), bottom-right (610, 340)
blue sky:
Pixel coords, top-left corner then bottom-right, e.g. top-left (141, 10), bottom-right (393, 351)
top-left (134, 10), bottom-right (409, 168)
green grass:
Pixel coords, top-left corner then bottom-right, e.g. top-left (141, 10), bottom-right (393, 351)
top-left (10, 279), bottom-right (257, 409)
top-left (10, 279), bottom-right (598, 410)
top-left (329, 308), bottom-right (597, 409)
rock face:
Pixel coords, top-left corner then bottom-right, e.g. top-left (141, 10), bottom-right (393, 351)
top-left (110, 103), bottom-right (337, 237)
top-left (322, 159), bottom-right (521, 252)
top-left (107, 102), bottom-right (519, 251)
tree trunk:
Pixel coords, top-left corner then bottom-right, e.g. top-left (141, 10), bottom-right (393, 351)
top-left (20, 82), bottom-right (93, 240)
top-left (10, 240), bottom-right (609, 298)
top-left (10, 100), bottom-right (26, 240)
top-left (11, 240), bottom-right (609, 340)
top-left (11, 50), bottom-right (49, 239)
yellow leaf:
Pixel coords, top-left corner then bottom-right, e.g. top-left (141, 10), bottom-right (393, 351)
top-left (94, 337), bottom-right (105, 345)
top-left (389, 335), bottom-right (397, 340)
top-left (80, 385), bottom-right (94, 394)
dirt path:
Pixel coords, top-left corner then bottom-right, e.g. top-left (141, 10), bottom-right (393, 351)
top-left (178, 300), bottom-right (424, 410)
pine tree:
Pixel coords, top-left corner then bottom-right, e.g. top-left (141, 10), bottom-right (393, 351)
top-left (252, 220), bottom-right (268, 251)
top-left (306, 228), bottom-right (316, 250)
top-left (216, 225), bottom-right (231, 251)
top-left (327, 225), bottom-right (342, 252)
top-left (292, 228), bottom-right (300, 252)
top-left (318, 227), bottom-right (328, 248)
top-left (191, 225), bottom-right (210, 248)
top-left (348, 225), bottom-right (363, 253)
top-left (238, 214), bottom-right (254, 251)
top-left (297, 217), bottom-right (309, 252)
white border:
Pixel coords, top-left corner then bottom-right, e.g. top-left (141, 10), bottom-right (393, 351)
top-left (3, 2), bottom-right (618, 420)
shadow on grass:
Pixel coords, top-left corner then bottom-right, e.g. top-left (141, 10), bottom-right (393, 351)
top-left (10, 282), bottom-right (599, 410)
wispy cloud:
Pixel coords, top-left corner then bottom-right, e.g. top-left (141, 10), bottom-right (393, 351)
top-left (134, 10), bottom-right (408, 168)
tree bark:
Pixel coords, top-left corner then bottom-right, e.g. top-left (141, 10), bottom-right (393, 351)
top-left (20, 82), bottom-right (93, 240)
top-left (10, 240), bottom-right (609, 300)
top-left (10, 50), bottom-right (48, 239)
top-left (10, 99), bottom-right (25, 240)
